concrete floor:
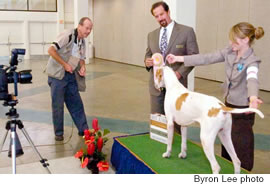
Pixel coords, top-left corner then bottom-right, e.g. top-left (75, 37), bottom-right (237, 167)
top-left (0, 58), bottom-right (269, 174)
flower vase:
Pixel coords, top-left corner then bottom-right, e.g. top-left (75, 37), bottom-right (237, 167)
top-left (87, 158), bottom-right (99, 174)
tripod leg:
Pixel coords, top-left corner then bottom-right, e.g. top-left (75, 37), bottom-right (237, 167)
top-left (8, 132), bottom-right (24, 157)
top-left (0, 130), bottom-right (9, 153)
top-left (20, 127), bottom-right (51, 174)
top-left (10, 123), bottom-right (17, 174)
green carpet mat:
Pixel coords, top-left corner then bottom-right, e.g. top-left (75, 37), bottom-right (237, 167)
top-left (117, 133), bottom-right (249, 174)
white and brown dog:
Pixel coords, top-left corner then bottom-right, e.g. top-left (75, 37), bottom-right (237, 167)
top-left (152, 53), bottom-right (264, 174)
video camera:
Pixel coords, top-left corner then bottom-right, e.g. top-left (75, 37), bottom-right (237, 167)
top-left (0, 49), bottom-right (32, 103)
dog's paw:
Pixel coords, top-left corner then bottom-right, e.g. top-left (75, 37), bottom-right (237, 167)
top-left (178, 152), bottom-right (187, 159)
top-left (162, 152), bottom-right (171, 158)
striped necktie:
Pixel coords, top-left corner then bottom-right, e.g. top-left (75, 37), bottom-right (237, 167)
top-left (160, 28), bottom-right (168, 58)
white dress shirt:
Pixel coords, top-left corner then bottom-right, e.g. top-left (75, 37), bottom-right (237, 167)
top-left (159, 20), bottom-right (175, 48)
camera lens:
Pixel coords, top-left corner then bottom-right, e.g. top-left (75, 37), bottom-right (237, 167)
top-left (18, 70), bottom-right (32, 84)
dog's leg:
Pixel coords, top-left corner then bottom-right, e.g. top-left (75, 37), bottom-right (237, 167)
top-left (218, 116), bottom-right (241, 174)
top-left (200, 122), bottom-right (221, 174)
top-left (178, 126), bottom-right (187, 159)
top-left (162, 115), bottom-right (174, 158)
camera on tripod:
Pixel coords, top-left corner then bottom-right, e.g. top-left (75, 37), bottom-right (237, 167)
top-left (0, 48), bottom-right (32, 104)
top-left (0, 49), bottom-right (51, 174)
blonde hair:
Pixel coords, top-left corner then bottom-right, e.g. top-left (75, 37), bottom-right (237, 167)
top-left (229, 22), bottom-right (264, 45)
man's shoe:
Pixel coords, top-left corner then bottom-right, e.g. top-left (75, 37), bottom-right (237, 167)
top-left (55, 135), bottom-right (64, 141)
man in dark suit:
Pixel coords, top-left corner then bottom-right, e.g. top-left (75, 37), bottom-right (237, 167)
top-left (144, 1), bottom-right (199, 126)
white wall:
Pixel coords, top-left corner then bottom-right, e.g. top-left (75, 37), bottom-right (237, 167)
top-left (93, 0), bottom-right (160, 66)
top-left (0, 11), bottom-right (57, 59)
top-left (0, 0), bottom-right (94, 61)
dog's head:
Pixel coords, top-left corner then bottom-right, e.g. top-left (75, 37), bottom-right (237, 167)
top-left (152, 53), bottom-right (165, 90)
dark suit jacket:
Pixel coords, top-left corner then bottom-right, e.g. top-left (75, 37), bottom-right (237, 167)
top-left (145, 22), bottom-right (199, 96)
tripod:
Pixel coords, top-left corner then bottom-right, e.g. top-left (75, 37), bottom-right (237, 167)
top-left (0, 101), bottom-right (51, 174)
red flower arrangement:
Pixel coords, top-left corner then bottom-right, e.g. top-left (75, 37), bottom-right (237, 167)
top-left (74, 118), bottom-right (110, 173)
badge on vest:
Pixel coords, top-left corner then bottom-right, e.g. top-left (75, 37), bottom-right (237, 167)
top-left (237, 63), bottom-right (244, 72)
top-left (176, 44), bottom-right (184, 49)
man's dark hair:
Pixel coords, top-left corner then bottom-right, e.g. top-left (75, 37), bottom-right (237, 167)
top-left (151, 1), bottom-right (169, 15)
top-left (79, 17), bottom-right (91, 26)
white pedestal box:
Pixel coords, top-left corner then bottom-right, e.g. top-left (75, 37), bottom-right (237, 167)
top-left (150, 114), bottom-right (168, 144)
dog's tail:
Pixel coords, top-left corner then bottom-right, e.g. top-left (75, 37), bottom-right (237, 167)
top-left (219, 103), bottom-right (264, 118)
top-left (229, 108), bottom-right (264, 119)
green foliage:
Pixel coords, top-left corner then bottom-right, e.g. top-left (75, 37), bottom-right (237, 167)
top-left (103, 129), bottom-right (110, 136)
